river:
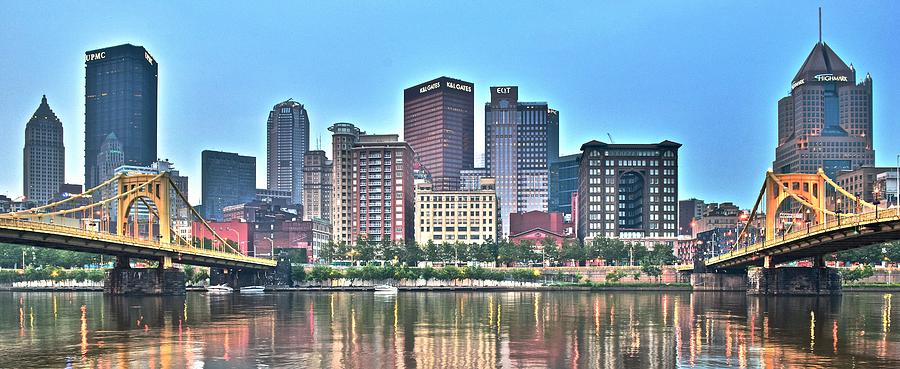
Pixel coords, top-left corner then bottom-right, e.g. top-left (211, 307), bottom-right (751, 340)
top-left (0, 291), bottom-right (897, 368)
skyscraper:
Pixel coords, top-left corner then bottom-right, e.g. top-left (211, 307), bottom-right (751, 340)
top-left (84, 44), bottom-right (158, 188)
top-left (267, 99), bottom-right (310, 205)
top-left (549, 153), bottom-right (581, 216)
top-left (484, 86), bottom-right (559, 236)
top-left (23, 95), bottom-right (64, 204)
top-left (96, 133), bottom-right (124, 184)
top-left (350, 134), bottom-right (416, 243)
top-left (201, 150), bottom-right (256, 221)
top-left (577, 140), bottom-right (681, 243)
top-left (403, 77), bottom-right (474, 191)
top-left (303, 150), bottom-right (332, 222)
top-left (329, 122), bottom-right (363, 242)
top-left (773, 32), bottom-right (874, 178)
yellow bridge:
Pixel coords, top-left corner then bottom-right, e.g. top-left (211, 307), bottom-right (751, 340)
top-left (682, 169), bottom-right (900, 271)
top-left (0, 172), bottom-right (276, 270)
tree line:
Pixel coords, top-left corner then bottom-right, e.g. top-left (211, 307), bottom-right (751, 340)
top-left (315, 236), bottom-right (679, 269)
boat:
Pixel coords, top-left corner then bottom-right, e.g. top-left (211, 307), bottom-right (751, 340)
top-left (373, 284), bottom-right (398, 294)
top-left (206, 284), bottom-right (233, 294)
top-left (239, 285), bottom-right (266, 294)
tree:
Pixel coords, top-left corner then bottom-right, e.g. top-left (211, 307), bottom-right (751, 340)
top-left (595, 238), bottom-right (628, 266)
top-left (497, 239), bottom-right (517, 266)
top-left (380, 239), bottom-right (402, 264)
top-left (517, 240), bottom-right (540, 265)
top-left (560, 239), bottom-right (584, 266)
top-left (336, 241), bottom-right (352, 261)
top-left (541, 236), bottom-right (561, 266)
top-left (355, 237), bottom-right (375, 264)
top-left (400, 240), bottom-right (422, 266)
top-left (640, 260), bottom-right (662, 282)
top-left (647, 243), bottom-right (677, 266)
top-left (319, 240), bottom-right (338, 263)
top-left (424, 240), bottom-right (440, 262)
top-left (439, 242), bottom-right (455, 263)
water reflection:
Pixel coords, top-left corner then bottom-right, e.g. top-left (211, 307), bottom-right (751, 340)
top-left (0, 291), bottom-right (897, 368)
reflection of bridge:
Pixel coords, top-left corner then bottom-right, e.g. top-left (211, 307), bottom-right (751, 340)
top-left (685, 169), bottom-right (900, 295)
top-left (0, 172), bottom-right (276, 294)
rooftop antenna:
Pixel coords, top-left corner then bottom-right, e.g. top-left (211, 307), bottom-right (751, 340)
top-left (818, 7), bottom-right (823, 44)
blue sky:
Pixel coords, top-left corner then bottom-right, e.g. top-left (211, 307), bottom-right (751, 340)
top-left (1, 1), bottom-right (898, 207)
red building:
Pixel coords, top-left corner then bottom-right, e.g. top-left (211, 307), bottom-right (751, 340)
top-left (508, 211), bottom-right (575, 246)
top-left (192, 220), bottom-right (253, 255)
top-left (350, 134), bottom-right (416, 243)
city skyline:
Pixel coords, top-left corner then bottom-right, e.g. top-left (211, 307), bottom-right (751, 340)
top-left (2, 2), bottom-right (899, 208)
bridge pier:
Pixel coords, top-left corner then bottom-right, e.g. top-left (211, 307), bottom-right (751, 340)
top-left (104, 256), bottom-right (186, 295)
top-left (689, 272), bottom-right (748, 291)
top-left (747, 266), bottom-right (841, 295)
top-left (210, 258), bottom-right (292, 288)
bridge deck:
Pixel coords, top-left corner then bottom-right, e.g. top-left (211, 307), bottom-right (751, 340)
top-left (704, 208), bottom-right (900, 269)
top-left (0, 218), bottom-right (276, 269)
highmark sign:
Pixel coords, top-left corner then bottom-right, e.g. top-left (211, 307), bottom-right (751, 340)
top-left (791, 73), bottom-right (850, 90)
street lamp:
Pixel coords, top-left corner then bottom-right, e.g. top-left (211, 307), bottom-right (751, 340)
top-left (263, 236), bottom-right (275, 260)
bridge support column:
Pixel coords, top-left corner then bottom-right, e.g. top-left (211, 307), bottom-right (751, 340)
top-left (209, 259), bottom-right (291, 288)
top-left (689, 272), bottom-right (748, 291)
top-left (747, 267), bottom-right (841, 295)
top-left (104, 256), bottom-right (185, 295)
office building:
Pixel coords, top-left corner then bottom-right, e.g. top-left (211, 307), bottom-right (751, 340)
top-left (484, 86), bottom-right (559, 236)
top-left (835, 166), bottom-right (894, 204)
top-left (255, 188), bottom-right (293, 206)
top-left (874, 172), bottom-right (899, 207)
top-left (84, 44), bottom-right (158, 188)
top-left (577, 140), bottom-right (681, 242)
top-left (201, 150), bottom-right (256, 221)
top-left (303, 150), bottom-right (332, 221)
top-left (350, 134), bottom-right (415, 243)
top-left (773, 35), bottom-right (874, 178)
top-left (460, 167), bottom-right (489, 191)
top-left (678, 198), bottom-right (705, 236)
top-left (549, 153), bottom-right (581, 216)
top-left (23, 95), bottom-right (65, 204)
top-left (414, 177), bottom-right (498, 244)
top-left (329, 122), bottom-right (363, 242)
top-left (267, 99), bottom-right (310, 205)
top-left (404, 77), bottom-right (475, 191)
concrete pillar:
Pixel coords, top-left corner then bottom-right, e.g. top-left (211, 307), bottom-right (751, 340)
top-left (763, 255), bottom-right (773, 269)
top-left (689, 272), bottom-right (748, 291)
top-left (747, 267), bottom-right (841, 295)
top-left (104, 257), bottom-right (185, 295)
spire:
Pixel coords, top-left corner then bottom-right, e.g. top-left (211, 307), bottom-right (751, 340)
top-left (818, 7), bottom-right (823, 44)
top-left (31, 94), bottom-right (59, 122)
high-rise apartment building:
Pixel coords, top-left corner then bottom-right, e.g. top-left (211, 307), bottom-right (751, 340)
top-left (403, 77), bottom-right (475, 191)
top-left (329, 122), bottom-right (363, 242)
top-left (484, 86), bottom-right (559, 236)
top-left (350, 134), bottom-right (416, 243)
top-left (678, 198), bottom-right (705, 236)
top-left (23, 95), bottom-right (65, 204)
top-left (549, 153), bottom-right (581, 217)
top-left (84, 44), bottom-right (158, 188)
top-left (267, 99), bottom-right (310, 205)
top-left (201, 150), bottom-right (256, 221)
top-left (577, 140), bottom-right (681, 242)
top-left (773, 37), bottom-right (874, 178)
top-left (303, 150), bottom-right (332, 222)
top-left (414, 178), bottom-right (498, 244)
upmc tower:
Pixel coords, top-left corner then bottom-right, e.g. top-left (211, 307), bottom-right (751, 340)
top-left (84, 44), bottom-right (158, 188)
top-left (773, 36), bottom-right (874, 178)
top-left (403, 77), bottom-right (475, 191)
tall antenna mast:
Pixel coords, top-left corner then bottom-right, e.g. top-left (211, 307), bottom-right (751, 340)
top-left (818, 7), bottom-right (823, 43)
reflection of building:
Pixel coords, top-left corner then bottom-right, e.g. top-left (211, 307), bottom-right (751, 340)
top-left (485, 86), bottom-right (559, 236)
top-left (835, 166), bottom-right (894, 203)
top-left (23, 95), bottom-right (65, 204)
top-left (549, 153), bottom-right (580, 217)
top-left (404, 77), bottom-right (475, 191)
top-left (201, 150), bottom-right (256, 221)
top-left (773, 36), bottom-right (874, 178)
top-left (84, 44), bottom-right (158, 188)
top-left (329, 122), bottom-right (363, 242)
top-left (414, 177), bottom-right (498, 244)
top-left (350, 134), bottom-right (415, 243)
top-left (577, 140), bottom-right (681, 243)
top-left (302, 150), bottom-right (332, 221)
top-left (267, 99), bottom-right (310, 205)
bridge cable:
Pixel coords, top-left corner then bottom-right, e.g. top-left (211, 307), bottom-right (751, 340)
top-left (166, 176), bottom-right (243, 255)
top-left (0, 173), bottom-right (125, 218)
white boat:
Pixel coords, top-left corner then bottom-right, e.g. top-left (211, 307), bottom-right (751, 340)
top-left (239, 285), bottom-right (266, 294)
top-left (206, 284), bottom-right (233, 294)
top-left (373, 285), bottom-right (398, 294)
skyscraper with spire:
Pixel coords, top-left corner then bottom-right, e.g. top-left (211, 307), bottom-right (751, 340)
top-left (23, 95), bottom-right (65, 204)
top-left (773, 11), bottom-right (874, 178)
